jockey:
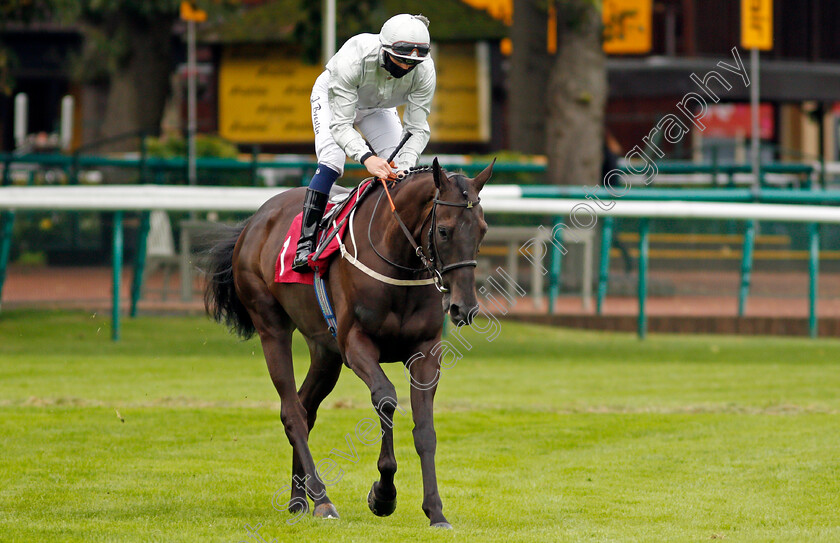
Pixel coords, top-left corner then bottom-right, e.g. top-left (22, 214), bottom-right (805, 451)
top-left (292, 13), bottom-right (436, 272)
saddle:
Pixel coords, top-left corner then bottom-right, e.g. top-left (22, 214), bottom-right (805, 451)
top-left (320, 185), bottom-right (353, 227)
top-left (275, 179), bottom-right (375, 285)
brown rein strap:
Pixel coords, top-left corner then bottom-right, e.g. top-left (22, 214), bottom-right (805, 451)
top-left (377, 177), bottom-right (481, 291)
top-left (378, 177), bottom-right (435, 271)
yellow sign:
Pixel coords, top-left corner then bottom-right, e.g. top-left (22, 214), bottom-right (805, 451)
top-left (459, 0), bottom-right (512, 24)
top-left (426, 43), bottom-right (488, 143)
top-left (742, 0), bottom-right (773, 50)
top-left (180, 1), bottom-right (207, 22)
top-left (219, 43), bottom-right (489, 145)
top-left (219, 46), bottom-right (322, 143)
top-left (602, 0), bottom-right (652, 55)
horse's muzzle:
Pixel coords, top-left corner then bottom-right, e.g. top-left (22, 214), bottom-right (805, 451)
top-left (449, 303), bottom-right (478, 325)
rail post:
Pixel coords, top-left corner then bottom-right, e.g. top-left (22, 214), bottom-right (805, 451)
top-left (596, 217), bottom-right (614, 315)
top-left (711, 145), bottom-right (719, 186)
top-left (112, 212), bottom-right (124, 341)
top-left (547, 219), bottom-right (562, 315)
top-left (808, 223), bottom-right (820, 338)
top-left (637, 219), bottom-right (650, 339)
top-left (251, 145), bottom-right (260, 186)
top-left (131, 134), bottom-right (151, 317)
top-left (737, 220), bottom-right (756, 317)
top-left (130, 211), bottom-right (151, 317)
top-left (0, 157), bottom-right (15, 309)
top-left (0, 210), bottom-right (14, 310)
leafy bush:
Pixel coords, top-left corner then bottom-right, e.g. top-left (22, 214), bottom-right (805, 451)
top-left (145, 135), bottom-right (239, 159)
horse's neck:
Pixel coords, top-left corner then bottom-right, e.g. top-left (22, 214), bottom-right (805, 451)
top-left (373, 177), bottom-right (435, 272)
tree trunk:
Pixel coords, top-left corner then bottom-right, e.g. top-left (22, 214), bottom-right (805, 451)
top-left (509, 0), bottom-right (550, 154)
top-left (96, 13), bottom-right (175, 151)
top-left (546, 0), bottom-right (606, 185)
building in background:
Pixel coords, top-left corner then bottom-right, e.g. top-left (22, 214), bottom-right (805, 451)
top-left (0, 22), bottom-right (81, 152)
top-left (1, 0), bottom-right (506, 155)
top-left (604, 0), bottom-right (840, 164)
top-left (465, 0), bottom-right (840, 164)
top-left (3, 0), bottom-right (840, 163)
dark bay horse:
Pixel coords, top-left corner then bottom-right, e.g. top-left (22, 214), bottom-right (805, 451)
top-left (204, 159), bottom-right (494, 528)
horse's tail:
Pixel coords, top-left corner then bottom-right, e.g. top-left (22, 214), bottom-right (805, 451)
top-left (202, 222), bottom-right (256, 339)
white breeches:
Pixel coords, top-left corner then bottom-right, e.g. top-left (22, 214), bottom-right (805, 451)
top-left (311, 71), bottom-right (403, 176)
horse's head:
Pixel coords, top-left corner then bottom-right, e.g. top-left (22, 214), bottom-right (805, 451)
top-left (429, 157), bottom-right (494, 325)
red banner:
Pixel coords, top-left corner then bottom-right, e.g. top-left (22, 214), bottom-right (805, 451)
top-left (704, 104), bottom-right (774, 139)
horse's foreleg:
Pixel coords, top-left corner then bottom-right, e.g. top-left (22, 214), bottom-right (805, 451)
top-left (290, 341), bottom-right (342, 514)
top-left (408, 340), bottom-right (450, 528)
top-left (342, 326), bottom-right (399, 516)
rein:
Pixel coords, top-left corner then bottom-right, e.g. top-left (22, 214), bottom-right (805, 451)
top-left (358, 173), bottom-right (481, 293)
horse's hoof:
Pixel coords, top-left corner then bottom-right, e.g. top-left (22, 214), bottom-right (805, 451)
top-left (431, 522), bottom-right (453, 529)
top-left (313, 503), bottom-right (340, 519)
top-left (288, 498), bottom-right (308, 515)
top-left (367, 481), bottom-right (397, 517)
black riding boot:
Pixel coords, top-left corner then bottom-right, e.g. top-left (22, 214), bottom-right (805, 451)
top-left (292, 188), bottom-right (329, 272)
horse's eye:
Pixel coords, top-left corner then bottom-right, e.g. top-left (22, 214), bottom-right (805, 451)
top-left (437, 227), bottom-right (449, 240)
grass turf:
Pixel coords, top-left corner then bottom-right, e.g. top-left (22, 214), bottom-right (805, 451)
top-left (1, 309), bottom-right (839, 542)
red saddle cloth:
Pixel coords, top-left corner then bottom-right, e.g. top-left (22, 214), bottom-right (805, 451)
top-left (275, 181), bottom-right (371, 285)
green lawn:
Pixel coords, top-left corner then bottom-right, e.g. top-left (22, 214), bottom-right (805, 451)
top-left (1, 310), bottom-right (839, 542)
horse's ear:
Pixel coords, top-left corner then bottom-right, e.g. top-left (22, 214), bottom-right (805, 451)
top-left (432, 157), bottom-right (443, 189)
top-left (471, 158), bottom-right (496, 192)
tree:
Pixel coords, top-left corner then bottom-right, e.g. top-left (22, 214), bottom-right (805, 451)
top-left (71, 1), bottom-right (242, 150)
top-left (510, 0), bottom-right (606, 186)
top-left (547, 0), bottom-right (605, 186)
top-left (0, 1), bottom-right (238, 149)
top-left (509, 0), bottom-right (550, 155)
top-left (74, 2), bottom-right (180, 148)
top-left (294, 0), bottom-right (384, 65)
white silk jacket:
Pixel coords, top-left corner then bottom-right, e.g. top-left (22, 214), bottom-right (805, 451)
top-left (325, 33), bottom-right (436, 170)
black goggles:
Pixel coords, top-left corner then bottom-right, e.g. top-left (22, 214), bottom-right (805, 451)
top-left (389, 41), bottom-right (430, 58)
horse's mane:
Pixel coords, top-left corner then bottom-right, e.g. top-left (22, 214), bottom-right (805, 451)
top-left (393, 165), bottom-right (470, 194)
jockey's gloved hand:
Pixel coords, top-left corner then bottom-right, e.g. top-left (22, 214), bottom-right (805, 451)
top-left (389, 161), bottom-right (406, 180)
top-left (363, 155), bottom-right (394, 180)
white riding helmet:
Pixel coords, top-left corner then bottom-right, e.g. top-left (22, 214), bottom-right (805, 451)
top-left (379, 14), bottom-right (431, 64)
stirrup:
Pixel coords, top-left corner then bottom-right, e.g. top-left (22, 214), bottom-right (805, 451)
top-left (292, 244), bottom-right (314, 272)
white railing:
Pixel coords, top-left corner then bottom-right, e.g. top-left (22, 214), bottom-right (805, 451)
top-left (1, 184), bottom-right (838, 339)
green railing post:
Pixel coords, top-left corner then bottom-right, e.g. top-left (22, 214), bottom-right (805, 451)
top-left (0, 210), bottom-right (14, 310)
top-left (548, 220), bottom-right (563, 315)
top-left (637, 219), bottom-right (650, 339)
top-left (130, 211), bottom-right (151, 317)
top-left (2, 156), bottom-right (10, 186)
top-left (738, 220), bottom-right (756, 317)
top-left (597, 217), bottom-right (614, 315)
top-left (70, 151), bottom-right (80, 185)
top-left (1, 157), bottom-right (14, 309)
top-left (710, 145), bottom-right (719, 186)
top-left (130, 136), bottom-right (151, 318)
top-left (139, 133), bottom-right (148, 184)
top-left (808, 223), bottom-right (820, 338)
top-left (112, 212), bottom-right (124, 341)
top-left (251, 145), bottom-right (260, 186)
top-left (819, 154), bottom-right (826, 190)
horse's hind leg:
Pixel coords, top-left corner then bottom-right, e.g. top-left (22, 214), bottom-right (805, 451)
top-left (289, 340), bottom-right (342, 515)
top-left (239, 277), bottom-right (337, 518)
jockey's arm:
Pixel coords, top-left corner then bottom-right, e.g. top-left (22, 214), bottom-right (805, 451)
top-left (327, 65), bottom-right (372, 166)
top-left (395, 66), bottom-right (436, 171)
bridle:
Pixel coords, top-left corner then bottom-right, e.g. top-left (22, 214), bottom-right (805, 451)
top-left (426, 189), bottom-right (482, 289)
top-left (367, 178), bottom-right (481, 293)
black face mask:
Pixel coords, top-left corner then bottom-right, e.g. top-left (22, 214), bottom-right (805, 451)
top-left (382, 53), bottom-right (417, 78)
